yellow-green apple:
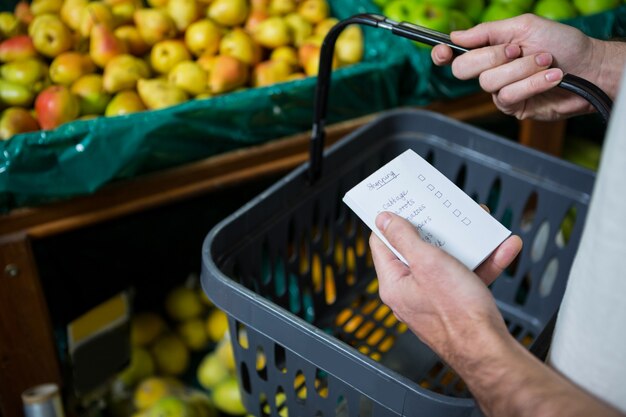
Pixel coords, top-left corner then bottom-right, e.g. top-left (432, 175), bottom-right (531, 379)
top-left (184, 19), bottom-right (221, 57)
top-left (115, 25), bottom-right (149, 56)
top-left (252, 59), bottom-right (292, 87)
top-left (0, 79), bottom-right (34, 107)
top-left (491, 0), bottom-right (534, 12)
top-left (105, 89), bottom-right (145, 116)
top-left (0, 35), bottom-right (38, 62)
top-left (572, 0), bottom-right (618, 15)
top-left (269, 45), bottom-right (299, 68)
top-left (208, 55), bottom-right (248, 94)
top-left (252, 16), bottom-right (292, 49)
top-left (297, 0), bottom-right (329, 24)
top-left (34, 85), bottom-right (79, 129)
top-left (0, 107), bottom-right (39, 140)
top-left (426, 0), bottom-right (458, 8)
top-left (207, 0), bottom-right (249, 27)
top-left (89, 23), bottom-right (127, 68)
top-left (49, 52), bottom-right (95, 85)
top-left (14, 2), bottom-right (34, 26)
top-left (533, 0), bottom-right (578, 20)
top-left (410, 3), bottom-right (451, 34)
top-left (137, 78), bottom-right (188, 109)
top-left (103, 54), bottom-right (150, 92)
top-left (284, 12), bottom-right (313, 47)
top-left (383, 0), bottom-right (414, 22)
top-left (168, 60), bottom-right (208, 95)
top-left (71, 74), bottom-right (111, 115)
top-left (480, 2), bottom-right (523, 21)
top-left (335, 24), bottom-right (363, 65)
top-left (269, 0), bottom-right (296, 15)
top-left (167, 0), bottom-right (199, 31)
top-left (79, 2), bottom-right (115, 38)
top-left (60, 0), bottom-right (88, 31)
top-left (0, 58), bottom-right (47, 86)
top-left (30, 15), bottom-right (72, 58)
top-left (0, 12), bottom-right (23, 38)
top-left (150, 39), bottom-right (190, 74)
top-left (30, 0), bottom-right (63, 16)
top-left (133, 8), bottom-right (178, 46)
top-left (313, 17), bottom-right (338, 37)
top-left (245, 9), bottom-right (269, 32)
top-left (219, 28), bottom-right (260, 66)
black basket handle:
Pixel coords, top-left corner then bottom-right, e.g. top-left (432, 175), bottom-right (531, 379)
top-left (308, 13), bottom-right (614, 184)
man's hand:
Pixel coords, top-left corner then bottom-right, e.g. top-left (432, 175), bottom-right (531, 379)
top-left (370, 211), bottom-right (522, 359)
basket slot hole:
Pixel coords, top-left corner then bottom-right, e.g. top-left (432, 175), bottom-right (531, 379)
top-left (428, 361), bottom-right (444, 379)
top-left (361, 299), bottom-right (379, 316)
top-left (520, 331), bottom-right (535, 347)
top-left (356, 224), bottom-right (367, 257)
top-left (521, 191), bottom-right (539, 232)
top-left (334, 239), bottom-right (345, 271)
top-left (336, 395), bottom-right (348, 417)
top-left (531, 221), bottom-right (550, 263)
top-left (315, 368), bottom-right (329, 398)
top-left (299, 235), bottom-right (310, 275)
top-left (355, 321), bottom-right (375, 339)
top-left (276, 386), bottom-right (288, 417)
top-left (260, 392), bottom-right (270, 417)
top-left (359, 397), bottom-right (373, 417)
top-left (373, 304), bottom-right (391, 322)
top-left (294, 370), bottom-right (307, 403)
top-left (323, 219), bottom-right (332, 255)
top-left (237, 322), bottom-right (249, 349)
top-left (510, 324), bottom-right (523, 338)
top-left (324, 265), bottom-right (336, 305)
top-left (501, 206), bottom-right (513, 230)
top-left (486, 177), bottom-right (502, 214)
top-left (346, 247), bottom-right (356, 285)
top-left (257, 345), bottom-right (267, 380)
top-left (343, 315), bottom-right (363, 335)
top-left (313, 202), bottom-right (321, 241)
top-left (455, 164), bottom-right (467, 190)
top-left (379, 335), bottom-right (395, 352)
top-left (335, 308), bottom-right (353, 327)
top-left (312, 253), bottom-right (323, 293)
top-left (240, 362), bottom-right (251, 394)
top-left (539, 258), bottom-right (559, 298)
top-left (275, 258), bottom-right (287, 297)
top-left (556, 205), bottom-right (578, 248)
top-left (440, 369), bottom-right (456, 387)
top-left (344, 212), bottom-right (357, 238)
top-left (289, 274), bottom-right (301, 315)
top-left (274, 343), bottom-right (287, 374)
top-left (302, 289), bottom-right (315, 323)
top-left (515, 273), bottom-right (532, 306)
top-left (366, 328), bottom-right (385, 346)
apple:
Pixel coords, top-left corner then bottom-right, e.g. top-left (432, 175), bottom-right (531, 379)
top-left (30, 15), bottom-right (73, 58)
top-left (383, 0), bottom-right (416, 22)
top-left (0, 12), bottom-right (23, 38)
top-left (456, 0), bottom-right (485, 22)
top-left (150, 39), bottom-right (191, 74)
top-left (573, 0), bottom-right (619, 15)
top-left (427, 0), bottom-right (459, 8)
top-left (490, 0), bottom-right (534, 12)
top-left (34, 85), bottom-right (80, 130)
top-left (49, 52), bottom-right (95, 85)
top-left (71, 74), bottom-right (111, 115)
top-left (449, 9), bottom-right (473, 31)
top-left (533, 0), bottom-right (578, 20)
top-left (219, 28), bottom-right (261, 66)
top-left (410, 3), bottom-right (451, 34)
top-left (480, 2), bottom-right (524, 22)
top-left (297, 0), bottom-right (330, 24)
top-left (0, 107), bottom-right (40, 140)
top-left (252, 16), bottom-right (292, 49)
top-left (105, 90), bottom-right (146, 116)
top-left (0, 35), bottom-right (38, 62)
top-left (185, 19), bottom-right (221, 57)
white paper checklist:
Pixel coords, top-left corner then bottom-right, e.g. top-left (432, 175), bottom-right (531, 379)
top-left (343, 150), bottom-right (511, 270)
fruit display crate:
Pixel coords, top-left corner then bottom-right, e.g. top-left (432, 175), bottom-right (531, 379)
top-left (0, 0), bottom-right (415, 212)
top-left (201, 108), bottom-right (596, 416)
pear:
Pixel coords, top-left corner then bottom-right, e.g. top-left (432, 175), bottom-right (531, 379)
top-left (0, 79), bottom-right (34, 107)
top-left (0, 12), bottom-right (24, 38)
top-left (60, 0), bottom-right (88, 31)
top-left (30, 14), bottom-right (73, 58)
top-left (105, 90), bottom-right (146, 116)
top-left (168, 60), bottom-right (208, 96)
top-left (0, 35), bottom-right (37, 62)
top-left (250, 0), bottom-right (270, 12)
top-left (71, 73), bottom-right (111, 115)
top-left (14, 2), bottom-right (34, 26)
top-left (111, 0), bottom-right (142, 27)
top-left (150, 39), bottom-right (190, 74)
top-left (335, 25), bottom-right (363, 65)
top-left (102, 54), bottom-right (150, 93)
top-left (244, 9), bottom-right (269, 33)
top-left (208, 55), bottom-right (248, 94)
top-left (252, 59), bottom-right (292, 87)
top-left (284, 12), bottom-right (313, 47)
top-left (0, 58), bottom-right (48, 86)
top-left (133, 8), bottom-right (177, 46)
top-left (34, 84), bottom-right (80, 129)
top-left (252, 16), bottom-right (291, 49)
top-left (166, 0), bottom-right (199, 32)
top-left (314, 17), bottom-right (338, 38)
top-left (0, 107), bottom-right (40, 140)
top-left (297, 0), bottom-right (329, 24)
top-left (137, 78), bottom-right (188, 110)
top-left (89, 23), bottom-right (127, 68)
top-left (146, 0), bottom-right (168, 8)
top-left (298, 42), bottom-right (336, 76)
top-left (219, 28), bottom-right (260, 66)
top-left (268, 0), bottom-right (296, 15)
top-left (115, 25), bottom-right (149, 56)
top-left (49, 52), bottom-right (95, 85)
top-left (184, 19), bottom-right (221, 57)
top-left (79, 2), bottom-right (115, 38)
top-left (269, 46), bottom-right (298, 68)
top-left (30, 0), bottom-right (63, 16)
top-left (196, 54), bottom-right (216, 73)
top-left (207, 0), bottom-right (249, 27)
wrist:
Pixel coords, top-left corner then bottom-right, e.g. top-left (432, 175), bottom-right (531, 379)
top-left (586, 38), bottom-right (625, 100)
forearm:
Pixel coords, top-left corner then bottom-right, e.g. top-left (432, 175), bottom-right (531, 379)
top-left (586, 38), bottom-right (626, 100)
top-left (442, 326), bottom-right (624, 417)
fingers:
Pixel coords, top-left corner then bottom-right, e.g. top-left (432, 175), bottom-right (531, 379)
top-left (450, 14), bottom-right (537, 48)
top-left (369, 232), bottom-right (409, 276)
top-left (474, 235), bottom-right (523, 286)
top-left (478, 52), bottom-right (553, 93)
top-left (451, 44), bottom-right (521, 80)
top-left (493, 68), bottom-right (563, 112)
top-left (431, 44), bottom-right (454, 66)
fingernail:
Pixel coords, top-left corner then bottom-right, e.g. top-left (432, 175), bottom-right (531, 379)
top-left (535, 52), bottom-right (552, 67)
top-left (376, 212), bottom-right (392, 232)
top-left (504, 44), bottom-right (519, 59)
top-left (545, 68), bottom-right (562, 82)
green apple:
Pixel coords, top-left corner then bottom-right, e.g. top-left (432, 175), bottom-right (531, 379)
top-left (426, 0), bottom-right (458, 8)
top-left (456, 0), bottom-right (485, 22)
top-left (480, 2), bottom-right (524, 22)
top-left (491, 0), bottom-right (534, 12)
top-left (573, 0), bottom-right (619, 15)
top-left (410, 3), bottom-right (451, 33)
top-left (383, 0), bottom-right (418, 22)
top-left (533, 0), bottom-right (578, 20)
top-left (450, 9), bottom-right (473, 31)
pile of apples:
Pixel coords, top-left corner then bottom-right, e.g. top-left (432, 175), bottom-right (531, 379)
top-left (376, 0), bottom-right (624, 43)
top-left (0, 0), bottom-right (364, 140)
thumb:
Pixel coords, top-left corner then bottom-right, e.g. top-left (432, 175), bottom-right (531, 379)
top-left (375, 212), bottom-right (439, 265)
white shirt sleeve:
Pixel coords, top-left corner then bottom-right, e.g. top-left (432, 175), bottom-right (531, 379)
top-left (548, 69), bottom-right (626, 412)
